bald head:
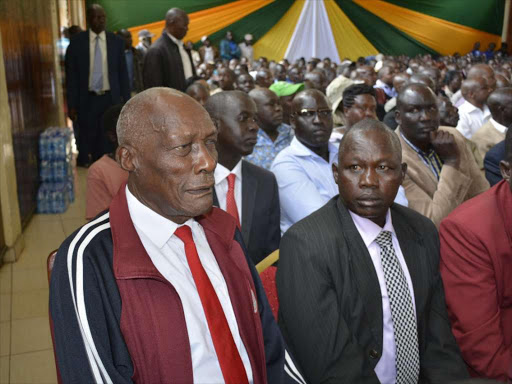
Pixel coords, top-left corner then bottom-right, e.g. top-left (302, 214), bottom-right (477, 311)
top-left (467, 63), bottom-right (496, 93)
top-left (409, 73), bottom-right (435, 92)
top-left (292, 89), bottom-right (329, 113)
top-left (165, 8), bottom-right (188, 40)
top-left (204, 90), bottom-right (252, 122)
top-left (397, 83), bottom-right (437, 109)
top-left (86, 4), bottom-right (106, 34)
top-left (117, 87), bottom-right (209, 146)
top-left (249, 87), bottom-right (283, 130)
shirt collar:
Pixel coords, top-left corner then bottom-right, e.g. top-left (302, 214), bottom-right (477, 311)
top-left (399, 130), bottom-right (434, 156)
top-left (461, 100), bottom-right (490, 116)
top-left (258, 123), bottom-right (292, 142)
top-left (167, 32), bottom-right (183, 46)
top-left (490, 118), bottom-right (508, 134)
top-left (289, 136), bottom-right (338, 163)
top-left (214, 160), bottom-right (243, 185)
top-left (125, 185), bottom-right (196, 249)
top-left (349, 209), bottom-right (396, 248)
top-left (89, 30), bottom-right (106, 42)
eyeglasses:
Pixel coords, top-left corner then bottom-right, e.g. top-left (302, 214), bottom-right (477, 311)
top-left (295, 108), bottom-right (332, 118)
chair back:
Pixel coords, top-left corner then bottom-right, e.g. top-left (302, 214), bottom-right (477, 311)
top-left (256, 250), bottom-right (280, 320)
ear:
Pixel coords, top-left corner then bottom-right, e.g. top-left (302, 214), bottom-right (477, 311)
top-left (289, 113), bottom-right (297, 129)
top-left (117, 145), bottom-right (136, 172)
top-left (395, 109), bottom-right (401, 126)
top-left (332, 162), bottom-right (339, 185)
top-left (500, 160), bottom-right (511, 181)
top-left (400, 162), bottom-right (408, 183)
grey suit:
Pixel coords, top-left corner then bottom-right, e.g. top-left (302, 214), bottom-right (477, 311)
top-left (277, 197), bottom-right (468, 384)
top-left (213, 160), bottom-right (280, 265)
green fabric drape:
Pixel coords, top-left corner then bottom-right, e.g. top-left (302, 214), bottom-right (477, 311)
top-left (198, 0), bottom-right (295, 50)
top-left (87, 0), bottom-right (234, 31)
top-left (382, 0), bottom-right (505, 36)
top-left (336, 0), bottom-right (438, 57)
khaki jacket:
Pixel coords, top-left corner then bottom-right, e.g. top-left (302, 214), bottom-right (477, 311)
top-left (398, 126), bottom-right (489, 228)
top-left (470, 120), bottom-right (506, 160)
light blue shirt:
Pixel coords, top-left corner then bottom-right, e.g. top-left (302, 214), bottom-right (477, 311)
top-left (271, 137), bottom-right (339, 234)
top-left (245, 124), bottom-right (293, 170)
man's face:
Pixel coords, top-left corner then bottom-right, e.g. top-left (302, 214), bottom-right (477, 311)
top-left (226, 31), bottom-right (233, 41)
top-left (333, 129), bottom-right (406, 227)
top-left (449, 73), bottom-right (462, 93)
top-left (236, 74), bottom-right (255, 93)
top-left (288, 67), bottom-right (303, 83)
top-left (344, 94), bottom-right (377, 128)
top-left (380, 66), bottom-right (395, 86)
top-left (88, 7), bottom-right (106, 34)
top-left (218, 69), bottom-right (235, 90)
top-left (169, 14), bottom-right (189, 40)
top-left (291, 92), bottom-right (333, 149)
top-left (396, 86), bottom-right (440, 149)
top-left (122, 94), bottom-right (218, 222)
top-left (217, 96), bottom-right (259, 156)
top-left (254, 91), bottom-right (283, 129)
top-left (437, 97), bottom-right (459, 127)
top-left (256, 69), bottom-right (273, 88)
top-left (229, 59), bottom-right (239, 71)
top-left (305, 72), bottom-right (327, 94)
top-left (357, 66), bottom-right (377, 86)
top-left (121, 32), bottom-right (132, 49)
top-left (472, 77), bottom-right (493, 105)
top-left (142, 36), bottom-right (152, 46)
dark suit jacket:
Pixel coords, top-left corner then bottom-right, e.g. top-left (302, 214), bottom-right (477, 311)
top-left (213, 160), bottom-right (280, 265)
top-left (143, 31), bottom-right (196, 92)
top-left (277, 197), bottom-right (468, 384)
top-left (484, 140), bottom-right (505, 186)
top-left (65, 30), bottom-right (130, 116)
top-left (440, 180), bottom-right (512, 381)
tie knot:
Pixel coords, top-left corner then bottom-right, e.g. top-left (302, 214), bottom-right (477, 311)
top-left (227, 173), bottom-right (236, 187)
top-left (375, 230), bottom-right (393, 248)
top-left (174, 225), bottom-right (194, 244)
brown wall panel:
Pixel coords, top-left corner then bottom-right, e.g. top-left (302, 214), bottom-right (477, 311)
top-left (0, 0), bottom-right (61, 225)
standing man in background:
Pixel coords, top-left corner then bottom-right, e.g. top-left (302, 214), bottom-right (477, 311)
top-left (65, 3), bottom-right (130, 167)
top-left (135, 29), bottom-right (154, 56)
top-left (143, 8), bottom-right (195, 91)
top-left (239, 34), bottom-right (254, 65)
top-left (220, 31), bottom-right (241, 62)
top-left (117, 29), bottom-right (144, 94)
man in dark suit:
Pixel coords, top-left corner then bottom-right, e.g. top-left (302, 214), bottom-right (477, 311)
top-left (205, 91), bottom-right (280, 266)
top-left (277, 119), bottom-right (469, 383)
top-left (484, 140), bottom-right (505, 186)
top-left (143, 8), bottom-right (196, 91)
top-left (65, 4), bottom-right (130, 166)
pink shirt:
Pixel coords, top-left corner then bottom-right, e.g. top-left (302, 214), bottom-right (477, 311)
top-left (86, 155), bottom-right (129, 220)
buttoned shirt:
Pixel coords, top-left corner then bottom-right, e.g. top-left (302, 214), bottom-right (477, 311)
top-left (456, 100), bottom-right (491, 139)
top-left (167, 32), bottom-right (193, 80)
top-left (88, 30), bottom-right (110, 91)
top-left (245, 124), bottom-right (293, 170)
top-left (239, 42), bottom-right (254, 63)
top-left (400, 132), bottom-right (444, 179)
top-left (214, 161), bottom-right (243, 221)
top-left (271, 137), bottom-right (340, 234)
top-left (126, 186), bottom-right (253, 383)
top-left (490, 118), bottom-right (508, 134)
top-left (349, 209), bottom-right (416, 384)
top-left (203, 46), bottom-right (215, 63)
top-left (375, 79), bottom-right (397, 99)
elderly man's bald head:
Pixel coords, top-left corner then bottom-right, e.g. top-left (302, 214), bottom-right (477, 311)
top-left (117, 87), bottom-right (210, 146)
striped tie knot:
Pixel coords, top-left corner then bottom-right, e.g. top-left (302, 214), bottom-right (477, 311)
top-left (375, 230), bottom-right (393, 248)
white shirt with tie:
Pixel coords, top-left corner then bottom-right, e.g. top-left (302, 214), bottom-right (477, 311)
top-left (167, 32), bottom-right (193, 80)
top-left (126, 186), bottom-right (253, 384)
top-left (214, 161), bottom-right (243, 221)
top-left (349, 209), bottom-right (417, 384)
top-left (88, 30), bottom-right (110, 91)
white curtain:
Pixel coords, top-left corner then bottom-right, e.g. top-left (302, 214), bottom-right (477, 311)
top-left (285, 0), bottom-right (340, 63)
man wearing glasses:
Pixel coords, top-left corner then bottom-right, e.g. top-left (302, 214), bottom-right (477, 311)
top-left (271, 89), bottom-right (338, 234)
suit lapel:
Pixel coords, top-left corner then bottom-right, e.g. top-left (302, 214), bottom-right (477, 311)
top-left (212, 188), bottom-right (219, 208)
top-left (391, 207), bottom-right (428, 319)
top-left (336, 199), bottom-right (384, 349)
top-left (106, 33), bottom-right (114, 77)
top-left (241, 161), bottom-right (256, 246)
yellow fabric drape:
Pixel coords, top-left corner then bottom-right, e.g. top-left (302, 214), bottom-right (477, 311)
top-left (353, 0), bottom-right (501, 56)
top-left (253, 0), bottom-right (305, 61)
top-left (324, 0), bottom-right (378, 60)
top-left (128, 0), bottom-right (273, 45)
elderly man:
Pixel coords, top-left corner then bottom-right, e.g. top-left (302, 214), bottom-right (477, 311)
top-left (277, 119), bottom-right (469, 383)
top-left (65, 3), bottom-right (130, 166)
top-left (396, 83), bottom-right (489, 227)
top-left (50, 88), bottom-right (305, 383)
top-left (440, 128), bottom-right (512, 382)
top-left (471, 87), bottom-right (512, 159)
top-left (245, 88), bottom-right (293, 170)
top-left (456, 78), bottom-right (492, 139)
top-left (205, 91), bottom-right (280, 265)
top-left (143, 8), bottom-right (195, 91)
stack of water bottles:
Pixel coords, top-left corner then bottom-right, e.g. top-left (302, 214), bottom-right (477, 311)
top-left (37, 127), bottom-right (75, 213)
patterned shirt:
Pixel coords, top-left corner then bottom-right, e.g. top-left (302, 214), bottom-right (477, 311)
top-left (245, 124), bottom-right (293, 170)
top-left (400, 132), bottom-right (444, 179)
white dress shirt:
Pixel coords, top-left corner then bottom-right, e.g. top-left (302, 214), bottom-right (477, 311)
top-left (167, 32), bottom-right (193, 80)
top-left (126, 186), bottom-right (253, 384)
top-left (89, 30), bottom-right (110, 91)
top-left (214, 160), bottom-right (243, 221)
top-left (204, 46), bottom-right (215, 63)
top-left (490, 117), bottom-right (508, 134)
top-left (349, 209), bottom-right (417, 384)
top-left (456, 100), bottom-right (491, 139)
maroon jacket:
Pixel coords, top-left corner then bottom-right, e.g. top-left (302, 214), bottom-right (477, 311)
top-left (440, 180), bottom-right (512, 382)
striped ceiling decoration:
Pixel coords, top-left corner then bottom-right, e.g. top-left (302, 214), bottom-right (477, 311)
top-left (91, 0), bottom-right (505, 61)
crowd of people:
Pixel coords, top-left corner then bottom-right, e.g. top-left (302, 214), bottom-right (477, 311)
top-left (53, 3), bottom-right (512, 383)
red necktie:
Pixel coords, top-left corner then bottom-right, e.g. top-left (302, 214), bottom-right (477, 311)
top-left (226, 174), bottom-right (241, 228)
top-left (174, 225), bottom-right (249, 384)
